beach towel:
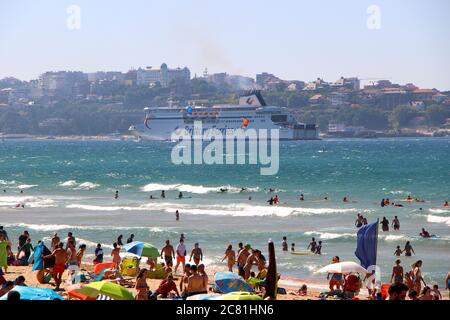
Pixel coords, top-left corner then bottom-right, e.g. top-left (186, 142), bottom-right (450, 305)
top-left (0, 241), bottom-right (7, 268)
top-left (32, 242), bottom-right (45, 271)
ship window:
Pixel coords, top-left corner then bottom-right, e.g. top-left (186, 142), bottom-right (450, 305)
top-left (271, 114), bottom-right (287, 122)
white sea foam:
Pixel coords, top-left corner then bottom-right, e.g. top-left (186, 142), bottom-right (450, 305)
top-left (429, 208), bottom-right (449, 214)
top-left (75, 182), bottom-right (100, 190)
top-left (66, 204), bottom-right (147, 211)
top-left (163, 204), bottom-right (359, 217)
top-left (141, 183), bottom-right (259, 194)
top-left (4, 222), bottom-right (170, 233)
top-left (304, 231), bottom-right (355, 240)
top-left (7, 223), bottom-right (74, 231)
top-left (0, 196), bottom-right (56, 208)
top-left (59, 180), bottom-right (78, 187)
top-left (0, 180), bottom-right (16, 185)
top-left (16, 184), bottom-right (38, 189)
top-left (66, 201), bottom-right (359, 217)
top-left (427, 215), bottom-right (450, 226)
top-left (389, 190), bottom-right (410, 195)
top-left (76, 237), bottom-right (114, 249)
top-left (381, 234), bottom-right (409, 241)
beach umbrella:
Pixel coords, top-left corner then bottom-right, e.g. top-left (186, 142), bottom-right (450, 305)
top-left (211, 292), bottom-right (263, 301)
top-left (0, 286), bottom-right (64, 300)
top-left (315, 261), bottom-right (368, 274)
top-left (186, 293), bottom-right (221, 300)
top-left (123, 241), bottom-right (159, 258)
top-left (214, 272), bottom-right (254, 294)
top-left (75, 281), bottom-right (134, 300)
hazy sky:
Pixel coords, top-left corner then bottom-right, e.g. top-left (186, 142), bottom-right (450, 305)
top-left (1, 0), bottom-right (449, 89)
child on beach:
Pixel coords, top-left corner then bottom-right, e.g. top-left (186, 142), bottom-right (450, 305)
top-left (432, 285), bottom-right (442, 300)
top-left (94, 244), bottom-right (103, 264)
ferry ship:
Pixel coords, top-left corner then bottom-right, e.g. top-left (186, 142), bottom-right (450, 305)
top-left (129, 91), bottom-right (319, 140)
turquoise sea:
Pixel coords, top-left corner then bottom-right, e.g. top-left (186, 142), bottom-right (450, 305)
top-left (0, 138), bottom-right (449, 284)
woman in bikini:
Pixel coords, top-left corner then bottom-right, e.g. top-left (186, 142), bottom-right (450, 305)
top-left (222, 245), bottom-right (236, 272)
top-left (390, 259), bottom-right (404, 284)
top-left (111, 242), bottom-right (121, 270)
top-left (412, 260), bottom-right (425, 294)
top-left (135, 269), bottom-right (149, 300)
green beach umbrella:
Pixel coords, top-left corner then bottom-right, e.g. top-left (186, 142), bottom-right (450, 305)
top-left (75, 281), bottom-right (134, 300)
top-left (123, 241), bottom-right (159, 258)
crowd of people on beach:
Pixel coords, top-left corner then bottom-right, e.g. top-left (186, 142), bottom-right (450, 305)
top-left (1, 187), bottom-right (449, 301)
top-left (0, 226), bottom-right (276, 300)
top-left (1, 224), bottom-right (448, 301)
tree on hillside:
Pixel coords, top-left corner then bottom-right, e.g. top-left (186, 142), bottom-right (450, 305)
top-left (426, 104), bottom-right (449, 126)
top-left (389, 104), bottom-right (419, 129)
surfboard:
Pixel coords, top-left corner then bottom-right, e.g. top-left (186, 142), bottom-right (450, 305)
top-left (290, 251), bottom-right (315, 256)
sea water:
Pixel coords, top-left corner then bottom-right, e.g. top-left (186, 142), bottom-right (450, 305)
top-left (0, 138), bottom-right (449, 284)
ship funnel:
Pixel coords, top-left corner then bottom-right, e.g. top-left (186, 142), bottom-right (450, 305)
top-left (238, 90), bottom-right (267, 106)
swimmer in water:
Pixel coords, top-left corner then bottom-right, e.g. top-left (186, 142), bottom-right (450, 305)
top-left (269, 188), bottom-right (275, 193)
top-left (219, 188), bottom-right (228, 193)
top-left (315, 241), bottom-right (322, 255)
top-left (343, 197), bottom-right (349, 203)
top-left (291, 243), bottom-right (295, 252)
top-left (419, 228), bottom-right (431, 238)
top-left (240, 188), bottom-right (247, 192)
top-left (248, 196), bottom-right (252, 201)
top-left (175, 210), bottom-right (180, 221)
top-left (324, 196), bottom-right (328, 200)
top-left (299, 194), bottom-right (304, 201)
top-left (149, 195), bottom-right (154, 199)
top-left (178, 192), bottom-right (183, 199)
top-left (161, 190), bottom-right (166, 198)
top-left (114, 190), bottom-right (119, 199)
top-left (443, 201), bottom-right (449, 207)
top-left (267, 197), bottom-right (274, 206)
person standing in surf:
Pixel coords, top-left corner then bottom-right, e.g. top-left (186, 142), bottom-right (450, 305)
top-left (117, 235), bottom-right (123, 246)
top-left (282, 237), bottom-right (288, 251)
top-left (402, 241), bottom-right (415, 256)
top-left (175, 210), bottom-right (180, 221)
top-left (189, 243), bottom-right (203, 266)
top-left (392, 216), bottom-right (400, 231)
top-left (307, 237), bottom-right (317, 253)
top-left (380, 217), bottom-right (389, 232)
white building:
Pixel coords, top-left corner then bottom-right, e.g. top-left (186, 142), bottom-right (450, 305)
top-left (136, 63), bottom-right (190, 87)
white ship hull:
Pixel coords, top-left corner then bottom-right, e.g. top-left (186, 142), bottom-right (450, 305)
top-left (129, 91), bottom-right (319, 141)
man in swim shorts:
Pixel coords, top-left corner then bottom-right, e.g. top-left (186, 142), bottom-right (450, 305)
top-left (161, 240), bottom-right (175, 268)
top-left (237, 244), bottom-right (251, 277)
top-left (174, 239), bottom-right (186, 273)
top-left (44, 242), bottom-right (67, 291)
